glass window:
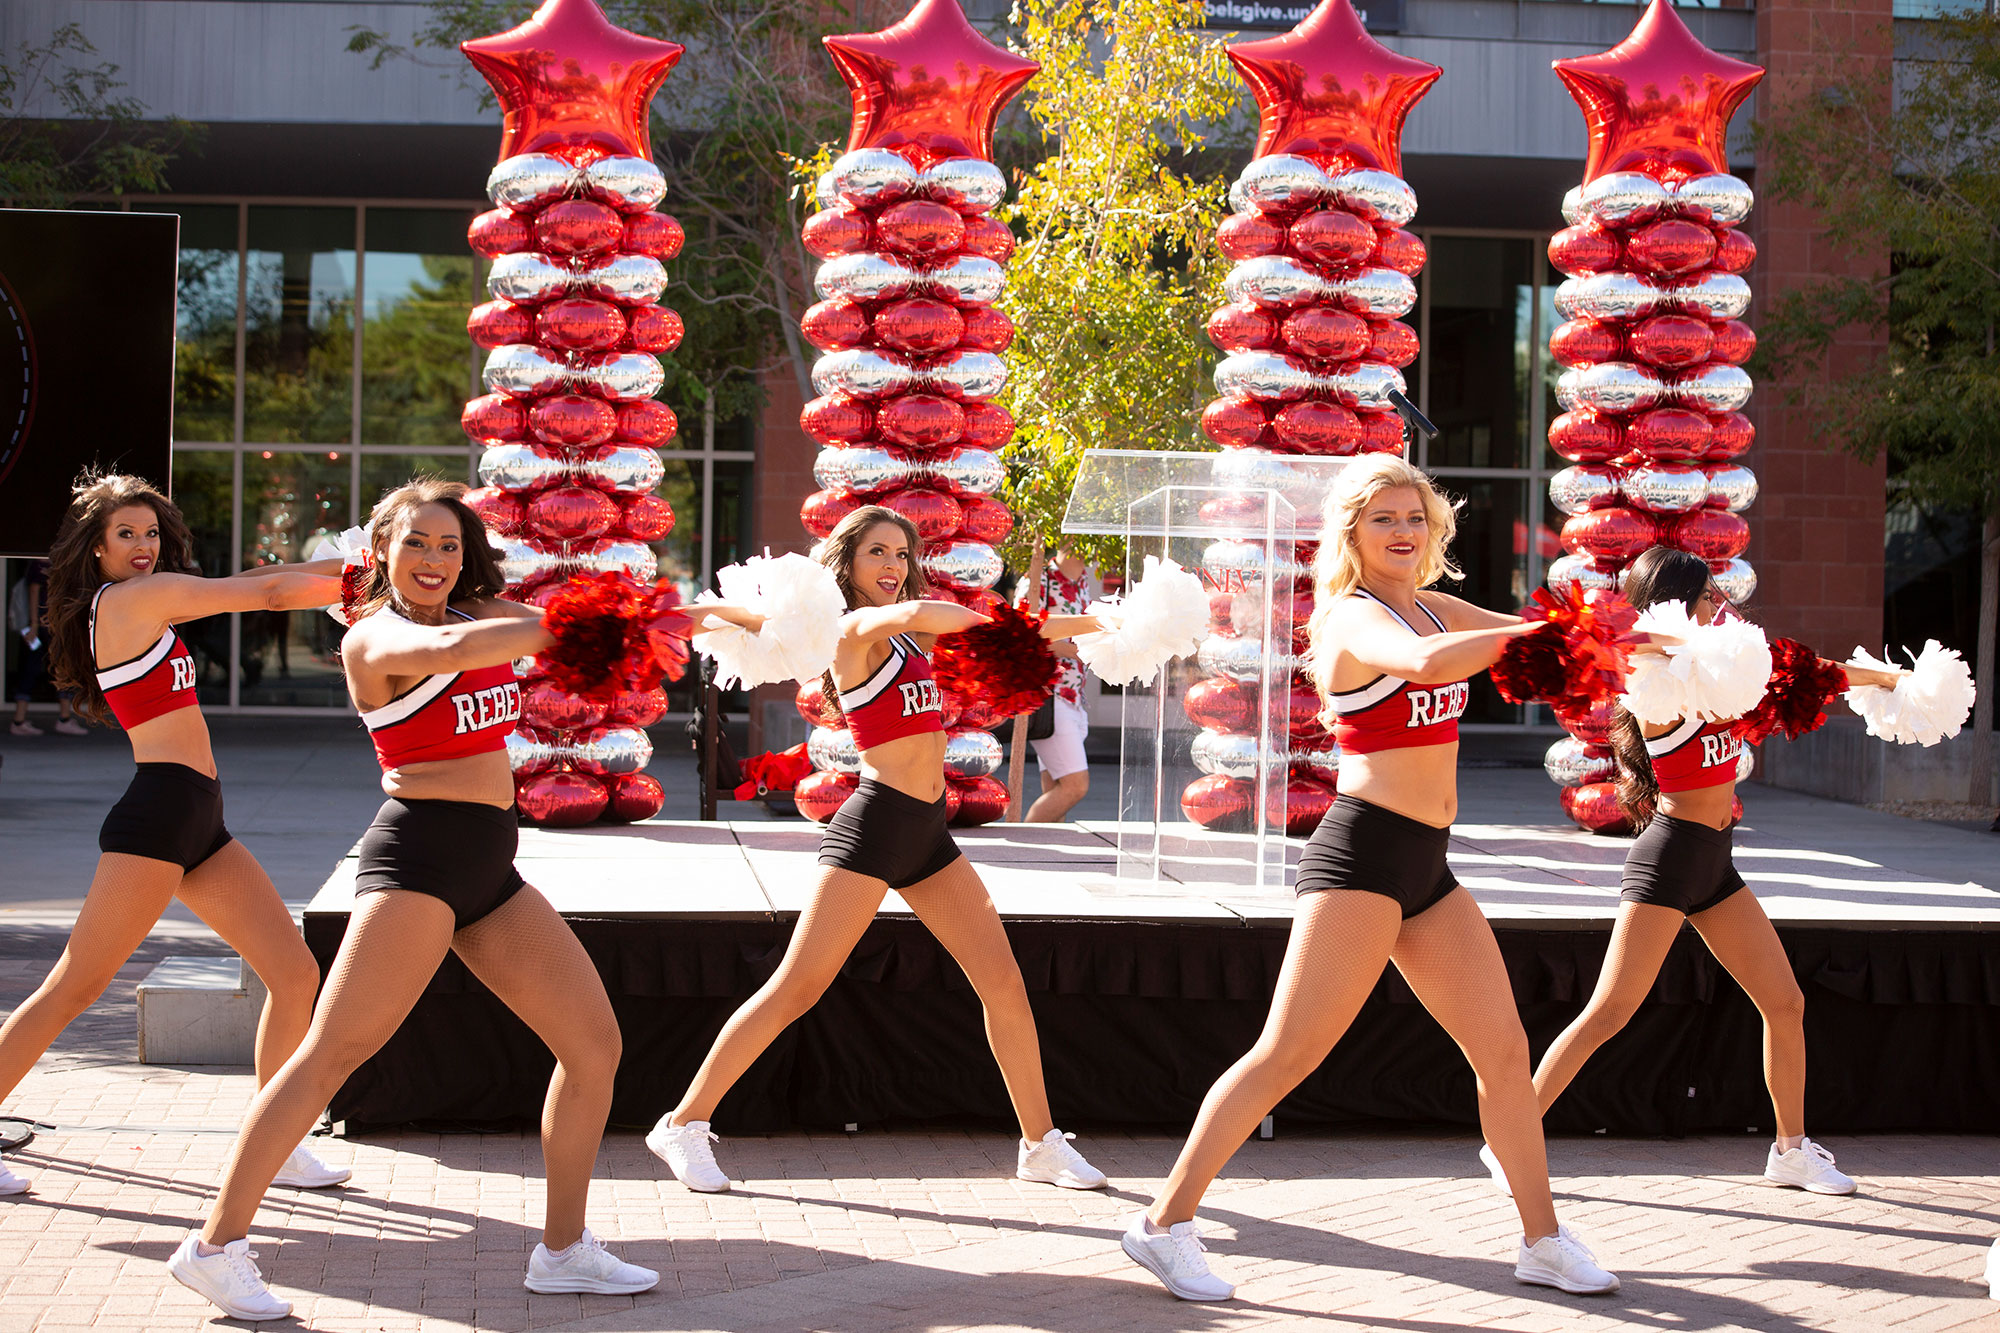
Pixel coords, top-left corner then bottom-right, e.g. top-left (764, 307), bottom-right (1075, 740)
top-left (244, 207), bottom-right (355, 445)
top-left (238, 450), bottom-right (352, 706)
top-left (169, 205), bottom-right (239, 444)
top-left (654, 457), bottom-right (700, 599)
top-left (361, 209), bottom-right (480, 446)
top-left (360, 451), bottom-right (477, 520)
top-left (1424, 237), bottom-right (1534, 469)
top-left (171, 448), bottom-right (236, 705)
top-left (712, 458), bottom-right (753, 574)
top-left (1442, 475), bottom-right (1529, 724)
top-left (1538, 258), bottom-right (1568, 472)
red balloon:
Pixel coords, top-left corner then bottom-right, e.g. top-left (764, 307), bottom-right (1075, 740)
top-left (615, 398), bottom-right (678, 446)
top-left (1373, 227), bottom-right (1427, 275)
top-left (469, 208), bottom-right (532, 257)
top-left (1559, 780), bottom-right (1630, 834)
top-left (802, 394), bottom-right (874, 446)
top-left (954, 695), bottom-right (1002, 729)
top-left (801, 488), bottom-right (862, 539)
top-left (802, 206), bottom-right (872, 258)
top-left (794, 769), bottom-right (860, 823)
top-left (463, 393), bottom-right (527, 444)
top-left (1550, 318), bottom-right (1622, 368)
top-left (462, 0), bottom-right (682, 161)
top-left (1626, 314), bottom-right (1713, 369)
top-left (875, 199), bottom-right (967, 258)
top-left (1705, 411), bottom-right (1754, 460)
top-left (942, 781), bottom-right (964, 822)
top-left (615, 492), bottom-right (675, 542)
top-left (517, 770), bottom-right (610, 827)
top-left (533, 198), bottom-right (624, 258)
top-left (958, 587), bottom-right (1006, 618)
top-left (607, 685), bottom-right (669, 728)
top-left (957, 305), bottom-right (1014, 353)
top-left (1208, 302), bottom-right (1278, 353)
top-left (602, 771), bottom-right (665, 823)
top-left (622, 211), bottom-right (685, 259)
top-left (874, 297), bottom-right (966, 355)
top-left (824, 0), bottom-right (1038, 164)
top-left (949, 774), bottom-right (1009, 827)
top-left (1549, 410), bottom-right (1624, 463)
top-left (1712, 228), bottom-right (1756, 274)
top-left (625, 305), bottom-right (684, 354)
top-left (1269, 776), bottom-right (1336, 837)
top-left (1709, 319), bottom-right (1755, 365)
top-left (1288, 210), bottom-right (1376, 269)
top-left (1227, 0), bottom-right (1439, 173)
top-left (528, 484), bottom-right (620, 542)
top-left (958, 214), bottom-right (1016, 262)
top-left (796, 679), bottom-right (843, 729)
top-left (880, 486), bottom-right (963, 540)
top-left (956, 493), bottom-right (1013, 544)
top-left (524, 677), bottom-right (607, 732)
top-left (1670, 507), bottom-right (1749, 560)
top-left (802, 299), bottom-right (871, 352)
top-left (1367, 319), bottom-right (1419, 368)
top-left (957, 401), bottom-right (1014, 450)
top-left (1556, 696), bottom-right (1618, 746)
top-left (877, 394), bottom-right (965, 448)
top-left (1184, 677), bottom-right (1254, 733)
top-left (468, 300), bottom-right (534, 349)
top-left (1272, 399), bottom-right (1361, 455)
top-left (1284, 677), bottom-right (1322, 727)
top-left (1625, 406), bottom-right (1710, 461)
top-left (535, 298), bottom-right (626, 352)
top-left (1281, 306), bottom-right (1370, 361)
top-left (1547, 224), bottom-right (1620, 276)
top-left (1202, 397), bottom-right (1267, 449)
top-left (1623, 218), bottom-right (1718, 276)
top-left (464, 486), bottom-right (525, 536)
top-left (1180, 774), bottom-right (1255, 832)
top-left (1217, 211), bottom-right (1285, 260)
top-left (1356, 410), bottom-right (1406, 454)
top-left (531, 393), bottom-right (617, 447)
top-left (1562, 506), bottom-right (1656, 564)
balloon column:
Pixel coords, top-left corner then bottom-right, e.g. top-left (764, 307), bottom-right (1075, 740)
top-left (791, 0), bottom-right (1037, 827)
top-left (457, 0), bottom-right (690, 826)
top-left (1542, 0), bottom-right (1765, 832)
top-left (1184, 0), bottom-right (1437, 837)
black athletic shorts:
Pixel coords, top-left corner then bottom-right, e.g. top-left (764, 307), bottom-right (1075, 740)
top-left (1295, 793), bottom-right (1458, 918)
top-left (818, 776), bottom-right (964, 890)
top-left (354, 797), bottom-right (527, 930)
top-left (1621, 813), bottom-right (1746, 916)
top-left (99, 763), bottom-right (234, 871)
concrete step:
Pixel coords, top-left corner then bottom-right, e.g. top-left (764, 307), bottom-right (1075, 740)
top-left (136, 956), bottom-right (265, 1066)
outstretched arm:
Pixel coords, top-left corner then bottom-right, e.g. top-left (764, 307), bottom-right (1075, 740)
top-left (1334, 599), bottom-right (1538, 685)
top-left (342, 611), bottom-right (552, 679)
top-left (108, 570), bottom-right (343, 625)
top-left (841, 600), bottom-right (988, 643)
top-left (1040, 613), bottom-right (1102, 641)
top-left (233, 557), bottom-right (345, 580)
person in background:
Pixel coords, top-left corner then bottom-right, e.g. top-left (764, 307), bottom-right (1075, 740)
top-left (9, 561), bottom-right (87, 736)
top-left (1021, 549), bottom-right (1094, 823)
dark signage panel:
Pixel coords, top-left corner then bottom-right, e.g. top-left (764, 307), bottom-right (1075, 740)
top-left (1209, 0), bottom-right (1403, 32)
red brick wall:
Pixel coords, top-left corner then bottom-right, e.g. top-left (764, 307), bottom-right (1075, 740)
top-left (1747, 0), bottom-right (1891, 653)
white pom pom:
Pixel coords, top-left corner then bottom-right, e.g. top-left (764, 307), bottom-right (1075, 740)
top-left (1072, 555), bottom-right (1209, 686)
top-left (1623, 603), bottom-right (1771, 725)
top-left (1845, 639), bottom-right (1975, 746)
top-left (692, 552), bottom-right (847, 689)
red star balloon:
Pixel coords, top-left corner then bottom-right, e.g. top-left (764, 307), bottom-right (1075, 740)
top-left (1553, 0), bottom-right (1764, 184)
top-left (1226, 0), bottom-right (1440, 175)
top-left (462, 0), bottom-right (684, 163)
top-left (824, 0), bottom-right (1039, 165)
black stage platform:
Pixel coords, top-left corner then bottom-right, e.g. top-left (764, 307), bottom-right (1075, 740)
top-left (302, 819), bottom-right (2000, 1138)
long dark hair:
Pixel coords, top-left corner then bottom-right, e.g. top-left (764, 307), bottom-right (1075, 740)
top-left (1610, 545), bottom-right (1714, 830)
top-left (351, 477), bottom-right (507, 622)
top-left (812, 504), bottom-right (926, 717)
top-left (46, 472), bottom-right (201, 726)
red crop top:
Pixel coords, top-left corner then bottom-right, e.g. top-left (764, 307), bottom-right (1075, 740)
top-left (91, 584), bottom-right (198, 728)
top-left (1645, 716), bottom-right (1745, 794)
top-left (837, 633), bottom-right (944, 750)
top-left (1327, 591), bottom-right (1469, 754)
top-left (359, 608), bottom-right (522, 769)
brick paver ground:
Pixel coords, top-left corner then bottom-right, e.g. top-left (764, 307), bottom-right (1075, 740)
top-left (0, 970), bottom-right (1994, 1332)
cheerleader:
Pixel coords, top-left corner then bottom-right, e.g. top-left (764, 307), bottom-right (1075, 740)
top-left (1122, 455), bottom-right (1620, 1302)
top-left (645, 505), bottom-right (1108, 1196)
top-left (168, 479), bottom-right (654, 1320)
top-left (0, 474), bottom-right (347, 1197)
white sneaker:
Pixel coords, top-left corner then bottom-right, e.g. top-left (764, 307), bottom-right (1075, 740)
top-left (9, 720), bottom-right (42, 737)
top-left (1764, 1137), bottom-right (1856, 1195)
top-left (524, 1228), bottom-right (659, 1294)
top-left (167, 1233), bottom-right (293, 1321)
top-left (53, 718), bottom-right (87, 736)
top-left (271, 1139), bottom-right (351, 1189)
top-left (645, 1117), bottom-right (731, 1192)
top-left (1122, 1211), bottom-right (1235, 1301)
top-left (1017, 1128), bottom-right (1107, 1190)
top-left (1478, 1142), bottom-right (1513, 1197)
top-left (0, 1156), bottom-right (27, 1196)
top-left (1516, 1225), bottom-right (1619, 1294)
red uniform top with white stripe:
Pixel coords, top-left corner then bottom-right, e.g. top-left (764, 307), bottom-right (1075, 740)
top-left (91, 584), bottom-right (199, 728)
top-left (1646, 716), bottom-right (1744, 793)
top-left (1326, 590), bottom-right (1470, 754)
top-left (359, 608), bottom-right (523, 769)
top-left (838, 633), bottom-right (944, 751)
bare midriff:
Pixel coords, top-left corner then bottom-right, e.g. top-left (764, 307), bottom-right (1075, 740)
top-left (856, 731), bottom-right (949, 804)
top-left (380, 750), bottom-right (517, 808)
top-left (1656, 781), bottom-right (1737, 830)
top-left (124, 709), bottom-right (218, 779)
top-left (1333, 742), bottom-right (1459, 829)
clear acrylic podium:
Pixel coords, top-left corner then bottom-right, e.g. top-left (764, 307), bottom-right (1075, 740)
top-left (1062, 450), bottom-right (1356, 896)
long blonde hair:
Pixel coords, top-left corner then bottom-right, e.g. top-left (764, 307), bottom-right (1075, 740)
top-left (1303, 454), bottom-right (1462, 715)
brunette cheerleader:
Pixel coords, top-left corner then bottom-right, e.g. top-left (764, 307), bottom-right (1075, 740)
top-left (645, 505), bottom-right (1108, 1195)
top-left (1122, 455), bottom-right (1620, 1302)
top-left (168, 479), bottom-right (654, 1320)
top-left (0, 474), bottom-right (347, 1197)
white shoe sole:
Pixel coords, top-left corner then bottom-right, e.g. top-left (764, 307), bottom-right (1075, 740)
top-left (1764, 1171), bottom-right (1856, 1196)
top-left (1478, 1146), bottom-right (1512, 1198)
top-left (524, 1271), bottom-right (659, 1295)
top-left (1017, 1167), bottom-right (1107, 1190)
top-left (272, 1166), bottom-right (351, 1189)
top-left (1120, 1233), bottom-right (1235, 1301)
top-left (167, 1260), bottom-right (293, 1321)
top-left (0, 1180), bottom-right (28, 1197)
top-left (644, 1128), bottom-right (730, 1193)
top-left (1514, 1262), bottom-right (1618, 1295)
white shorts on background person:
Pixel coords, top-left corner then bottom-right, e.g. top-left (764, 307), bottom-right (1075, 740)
top-left (1032, 697), bottom-right (1090, 779)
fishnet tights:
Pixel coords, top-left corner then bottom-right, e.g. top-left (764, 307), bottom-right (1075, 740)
top-left (673, 857), bottom-right (1055, 1141)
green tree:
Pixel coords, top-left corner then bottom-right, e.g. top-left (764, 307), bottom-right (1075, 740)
top-left (0, 22), bottom-right (194, 205)
top-left (1755, 10), bottom-right (2000, 814)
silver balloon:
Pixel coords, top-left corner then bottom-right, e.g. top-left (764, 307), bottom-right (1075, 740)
top-left (1672, 173), bottom-right (1753, 227)
top-left (1671, 363), bottom-right (1753, 414)
top-left (480, 443), bottom-right (568, 492)
top-left (924, 446), bottom-right (1003, 497)
top-left (1548, 464), bottom-right (1622, 516)
top-left (811, 349), bottom-right (916, 400)
top-left (1560, 185), bottom-right (1585, 227)
top-left (1543, 735), bottom-right (1614, 787)
top-left (1570, 361), bottom-right (1665, 414)
top-left (1554, 367), bottom-right (1582, 412)
top-left (828, 149), bottom-right (918, 206)
top-left (924, 254), bottom-right (1005, 305)
top-left (807, 726), bottom-right (862, 774)
top-left (1224, 255), bottom-right (1336, 309)
top-left (575, 254), bottom-right (668, 306)
top-left (582, 157), bottom-right (667, 212)
top-left (1670, 272), bottom-right (1752, 321)
top-left (943, 728), bottom-right (1004, 779)
top-left (1705, 463), bottom-right (1759, 513)
top-left (825, 445), bottom-right (916, 496)
top-left (1579, 171), bottom-right (1670, 227)
top-left (1227, 175), bottom-right (1251, 214)
top-left (815, 252), bottom-right (917, 303)
top-left (574, 351), bottom-right (665, 402)
top-left (920, 157), bottom-right (1006, 212)
top-left (1202, 538), bottom-right (1297, 595)
top-left (505, 727), bottom-right (558, 775)
top-left (1237, 155), bottom-right (1337, 212)
top-left (1335, 266), bottom-right (1418, 318)
top-left (1192, 729), bottom-right (1270, 780)
top-left (1292, 744), bottom-right (1339, 783)
top-left (1197, 633), bottom-right (1293, 682)
top-left (922, 350), bottom-right (1007, 401)
top-left (813, 169), bottom-right (839, 210)
top-left (921, 538), bottom-right (1002, 592)
top-left (487, 153), bottom-right (573, 209)
top-left (487, 252), bottom-right (570, 304)
top-left (496, 535), bottom-right (556, 586)
top-left (1735, 745), bottom-right (1757, 784)
top-left (571, 725), bottom-right (654, 776)
top-left (1214, 351), bottom-right (1312, 402)
top-left (1710, 556), bottom-right (1757, 605)
top-left (594, 540), bottom-right (660, 581)
top-left (1545, 553), bottom-right (1621, 594)
top-left (1551, 278), bottom-right (1584, 321)
top-left (483, 344), bottom-right (568, 399)
top-left (1210, 448), bottom-right (1321, 513)
top-left (1332, 168), bottom-right (1418, 227)
top-left (1328, 360), bottom-right (1406, 411)
top-left (1622, 463), bottom-right (1708, 514)
top-left (1572, 271), bottom-right (1664, 321)
top-left (574, 446), bottom-right (666, 494)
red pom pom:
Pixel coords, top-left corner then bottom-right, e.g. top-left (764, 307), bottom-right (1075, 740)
top-left (930, 602), bottom-right (1057, 720)
top-left (1732, 638), bottom-right (1845, 745)
top-left (338, 564), bottom-right (370, 625)
top-left (1490, 584), bottom-right (1638, 708)
top-left (539, 573), bottom-right (690, 703)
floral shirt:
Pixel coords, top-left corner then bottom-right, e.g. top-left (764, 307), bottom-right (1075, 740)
top-left (1019, 564), bottom-right (1094, 707)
